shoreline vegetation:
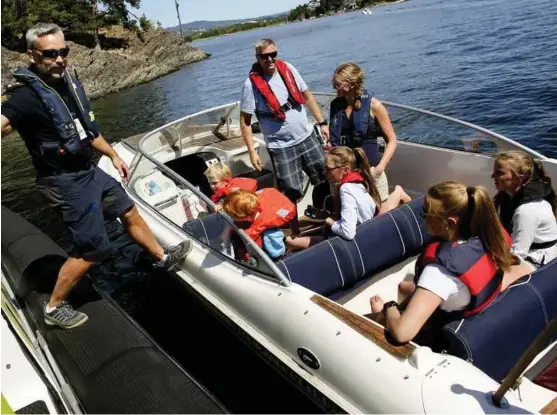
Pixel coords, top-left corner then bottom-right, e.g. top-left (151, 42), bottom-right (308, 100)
top-left (1, 0), bottom-right (405, 99)
top-left (1, 0), bottom-right (208, 100)
top-left (185, 0), bottom-right (407, 42)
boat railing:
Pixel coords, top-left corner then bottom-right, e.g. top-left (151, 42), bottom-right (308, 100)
top-left (311, 92), bottom-right (547, 160)
top-left (130, 96), bottom-right (547, 285)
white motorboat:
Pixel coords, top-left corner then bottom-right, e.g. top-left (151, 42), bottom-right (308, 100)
top-left (98, 93), bottom-right (557, 414)
top-left (362, 8), bottom-right (372, 15)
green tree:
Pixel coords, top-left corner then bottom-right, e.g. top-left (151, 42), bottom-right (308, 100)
top-left (139, 13), bottom-right (153, 31)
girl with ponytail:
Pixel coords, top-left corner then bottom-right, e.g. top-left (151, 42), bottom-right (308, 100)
top-left (368, 181), bottom-right (513, 345)
top-left (287, 146), bottom-right (410, 250)
top-left (492, 150), bottom-right (557, 270)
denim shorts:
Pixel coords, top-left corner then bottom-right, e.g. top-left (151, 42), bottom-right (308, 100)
top-left (37, 166), bottom-right (135, 261)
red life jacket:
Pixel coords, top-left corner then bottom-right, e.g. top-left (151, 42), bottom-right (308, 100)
top-left (210, 177), bottom-right (258, 203)
top-left (249, 59), bottom-right (305, 121)
top-left (414, 231), bottom-right (512, 317)
top-left (245, 188), bottom-right (297, 247)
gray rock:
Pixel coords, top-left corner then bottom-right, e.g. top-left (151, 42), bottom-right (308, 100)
top-left (1, 29), bottom-right (209, 100)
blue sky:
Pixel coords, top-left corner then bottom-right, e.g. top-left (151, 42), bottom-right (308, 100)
top-left (137, 0), bottom-right (307, 27)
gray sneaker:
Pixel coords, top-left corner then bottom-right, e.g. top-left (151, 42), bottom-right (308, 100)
top-left (44, 302), bottom-right (88, 329)
top-left (153, 240), bottom-right (193, 270)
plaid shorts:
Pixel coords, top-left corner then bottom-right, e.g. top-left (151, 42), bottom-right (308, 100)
top-left (268, 130), bottom-right (326, 203)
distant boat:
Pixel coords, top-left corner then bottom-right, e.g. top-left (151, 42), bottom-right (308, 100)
top-left (362, 7), bottom-right (373, 15)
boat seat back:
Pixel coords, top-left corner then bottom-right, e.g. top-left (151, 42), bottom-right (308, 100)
top-left (441, 258), bottom-right (557, 382)
top-left (277, 197), bottom-right (432, 296)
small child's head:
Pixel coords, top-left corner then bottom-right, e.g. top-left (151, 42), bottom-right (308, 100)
top-left (204, 163), bottom-right (232, 191)
top-left (222, 189), bottom-right (259, 226)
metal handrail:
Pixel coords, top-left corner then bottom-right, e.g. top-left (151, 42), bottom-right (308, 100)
top-left (312, 92), bottom-right (548, 160)
top-left (135, 104), bottom-right (292, 287)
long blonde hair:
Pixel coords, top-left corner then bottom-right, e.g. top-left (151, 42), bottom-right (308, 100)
top-left (494, 150), bottom-right (557, 217)
top-left (334, 62), bottom-right (365, 110)
top-left (327, 146), bottom-right (381, 207)
top-left (425, 181), bottom-right (512, 271)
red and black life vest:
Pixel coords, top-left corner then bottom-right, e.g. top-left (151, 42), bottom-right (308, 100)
top-left (249, 59), bottom-right (305, 121)
top-left (210, 177), bottom-right (258, 203)
top-left (414, 232), bottom-right (512, 317)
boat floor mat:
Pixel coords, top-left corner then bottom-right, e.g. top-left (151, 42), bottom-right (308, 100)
top-left (1, 206), bottom-right (227, 414)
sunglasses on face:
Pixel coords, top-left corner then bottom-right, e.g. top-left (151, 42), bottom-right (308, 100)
top-left (257, 51), bottom-right (278, 61)
top-left (331, 80), bottom-right (346, 89)
top-left (34, 47), bottom-right (70, 59)
top-left (326, 166), bottom-right (342, 173)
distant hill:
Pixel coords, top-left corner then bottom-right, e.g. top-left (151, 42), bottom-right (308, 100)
top-left (167, 12), bottom-right (288, 34)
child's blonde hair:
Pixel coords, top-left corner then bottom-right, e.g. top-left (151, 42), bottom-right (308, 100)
top-left (222, 189), bottom-right (259, 219)
top-left (204, 162), bottom-right (231, 183)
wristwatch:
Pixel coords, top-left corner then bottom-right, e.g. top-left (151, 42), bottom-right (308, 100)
top-left (317, 120), bottom-right (328, 127)
top-left (382, 301), bottom-right (399, 317)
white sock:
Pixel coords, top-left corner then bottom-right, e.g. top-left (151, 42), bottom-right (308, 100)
top-left (45, 304), bottom-right (56, 313)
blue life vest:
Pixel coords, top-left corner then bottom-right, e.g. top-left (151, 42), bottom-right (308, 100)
top-left (13, 67), bottom-right (99, 158)
top-left (329, 89), bottom-right (376, 147)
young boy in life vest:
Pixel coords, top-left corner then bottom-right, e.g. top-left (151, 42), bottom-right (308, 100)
top-left (204, 162), bottom-right (258, 210)
top-left (222, 189), bottom-right (296, 262)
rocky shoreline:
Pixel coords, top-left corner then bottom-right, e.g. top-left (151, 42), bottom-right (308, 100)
top-left (1, 29), bottom-right (209, 100)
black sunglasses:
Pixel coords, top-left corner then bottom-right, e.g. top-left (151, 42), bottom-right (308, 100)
top-left (257, 51), bottom-right (278, 61)
top-left (34, 47), bottom-right (70, 59)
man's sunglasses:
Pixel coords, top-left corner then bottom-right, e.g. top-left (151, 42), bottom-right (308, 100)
top-left (34, 47), bottom-right (70, 59)
top-left (257, 51), bottom-right (278, 61)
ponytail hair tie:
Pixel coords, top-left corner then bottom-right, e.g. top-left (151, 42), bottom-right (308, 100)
top-left (466, 186), bottom-right (475, 217)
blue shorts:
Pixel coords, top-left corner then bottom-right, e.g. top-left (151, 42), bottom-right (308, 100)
top-left (37, 166), bottom-right (135, 261)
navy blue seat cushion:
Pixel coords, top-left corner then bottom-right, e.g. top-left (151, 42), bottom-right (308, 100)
top-left (442, 258), bottom-right (557, 381)
top-left (278, 197), bottom-right (432, 296)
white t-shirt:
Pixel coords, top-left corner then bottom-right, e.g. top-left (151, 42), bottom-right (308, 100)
top-left (511, 199), bottom-right (557, 266)
top-left (417, 263), bottom-right (471, 312)
top-left (331, 182), bottom-right (376, 240)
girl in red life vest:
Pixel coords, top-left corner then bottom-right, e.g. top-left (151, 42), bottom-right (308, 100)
top-left (286, 146), bottom-right (411, 250)
top-left (204, 162), bottom-right (258, 210)
top-left (368, 181), bottom-right (514, 345)
top-left (222, 188), bottom-right (296, 261)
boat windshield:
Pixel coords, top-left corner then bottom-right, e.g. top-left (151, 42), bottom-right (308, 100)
top-left (127, 102), bottom-right (290, 284)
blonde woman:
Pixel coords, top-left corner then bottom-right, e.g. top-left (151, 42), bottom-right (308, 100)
top-left (329, 62), bottom-right (398, 202)
top-left (492, 150), bottom-right (557, 272)
top-left (369, 181), bottom-right (513, 344)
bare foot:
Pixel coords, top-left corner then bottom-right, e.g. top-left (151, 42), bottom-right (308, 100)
top-left (370, 295), bottom-right (385, 313)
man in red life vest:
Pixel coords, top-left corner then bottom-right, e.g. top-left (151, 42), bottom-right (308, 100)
top-left (239, 38), bottom-right (329, 234)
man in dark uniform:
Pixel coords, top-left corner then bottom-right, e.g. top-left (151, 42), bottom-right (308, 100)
top-left (1, 23), bottom-right (192, 329)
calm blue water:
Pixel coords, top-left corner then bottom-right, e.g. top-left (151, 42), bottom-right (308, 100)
top-left (92, 0), bottom-right (557, 157)
top-left (1, 0), bottom-right (556, 411)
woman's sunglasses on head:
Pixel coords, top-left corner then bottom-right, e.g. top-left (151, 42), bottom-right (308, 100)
top-left (34, 47), bottom-right (70, 59)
